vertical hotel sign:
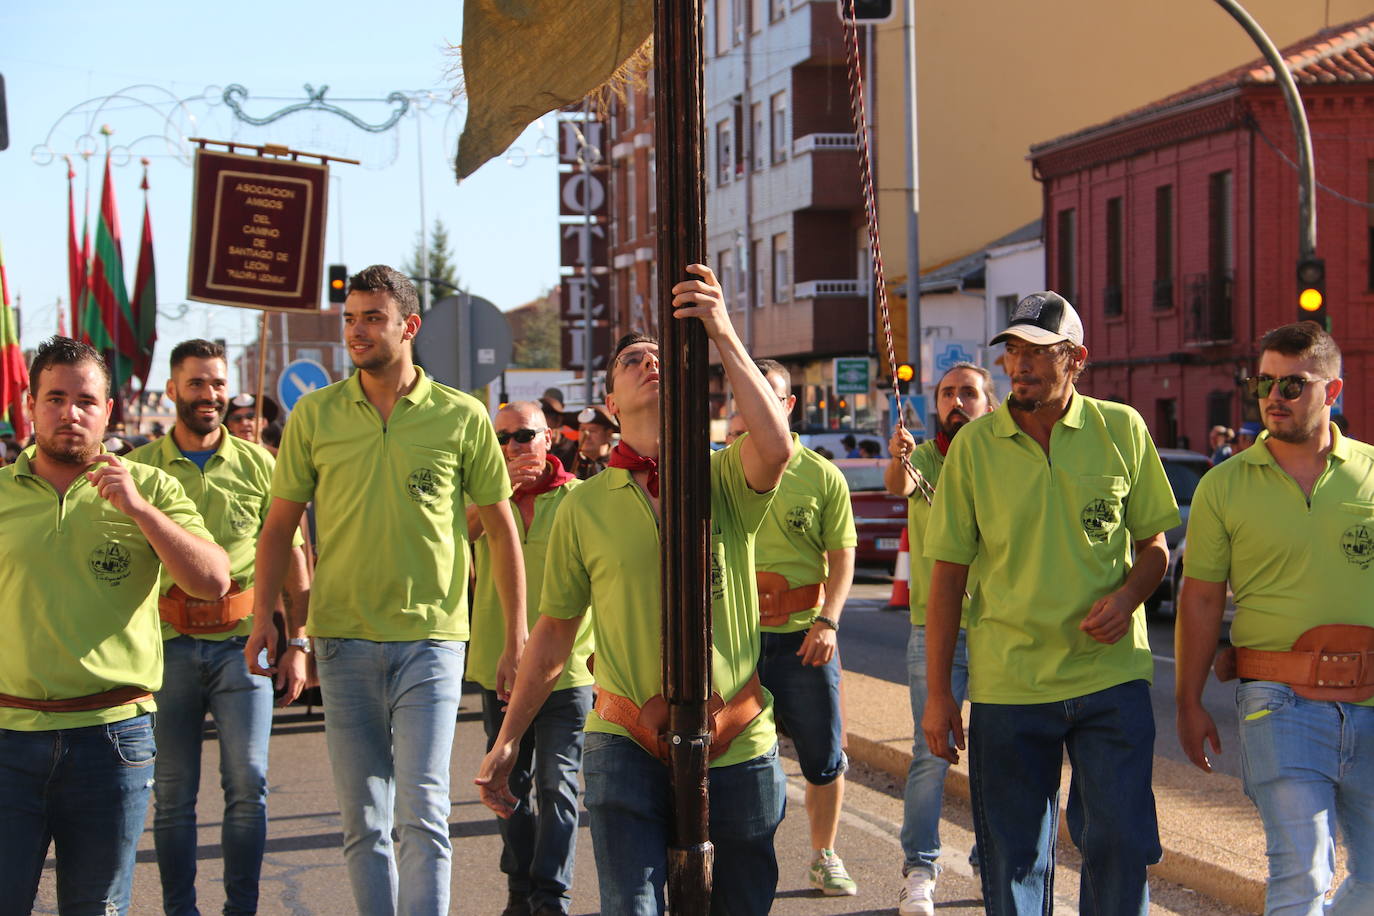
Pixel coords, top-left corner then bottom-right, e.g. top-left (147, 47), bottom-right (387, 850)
top-left (557, 109), bottom-right (610, 371)
top-left (187, 149), bottom-right (328, 311)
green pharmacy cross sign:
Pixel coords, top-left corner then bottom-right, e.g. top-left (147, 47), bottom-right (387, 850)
top-left (833, 357), bottom-right (870, 394)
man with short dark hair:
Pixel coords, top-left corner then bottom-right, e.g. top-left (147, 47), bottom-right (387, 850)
top-left (0, 338), bottom-right (229, 916)
top-left (247, 265), bottom-right (527, 916)
top-left (922, 293), bottom-right (1179, 913)
top-left (885, 361), bottom-right (996, 914)
top-left (1177, 321), bottom-right (1373, 913)
top-left (477, 266), bottom-right (794, 915)
top-left (128, 338), bottom-right (310, 916)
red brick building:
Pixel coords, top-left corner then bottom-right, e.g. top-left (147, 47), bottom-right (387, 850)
top-left (605, 76), bottom-right (658, 343)
top-left (1029, 16), bottom-right (1374, 448)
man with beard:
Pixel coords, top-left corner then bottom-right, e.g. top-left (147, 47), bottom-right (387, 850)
top-left (467, 401), bottom-right (592, 916)
top-left (127, 338), bottom-right (310, 916)
top-left (572, 406), bottom-right (617, 479)
top-left (884, 362), bottom-right (995, 915)
top-left (247, 265), bottom-right (526, 916)
top-left (476, 264), bottom-right (794, 916)
top-left (921, 292), bottom-right (1178, 914)
top-left (0, 338), bottom-right (228, 915)
top-left (1176, 322), bottom-right (1374, 913)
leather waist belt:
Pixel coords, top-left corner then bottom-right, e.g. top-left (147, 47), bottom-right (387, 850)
top-left (0, 685), bottom-right (153, 713)
top-left (1215, 625), bottom-right (1374, 702)
top-left (159, 585), bottom-right (255, 635)
top-left (755, 571), bottom-right (823, 627)
top-left (593, 672), bottom-right (766, 765)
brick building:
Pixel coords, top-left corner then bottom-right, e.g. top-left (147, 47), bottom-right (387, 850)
top-left (1029, 16), bottom-right (1374, 448)
top-left (605, 76), bottom-right (658, 343)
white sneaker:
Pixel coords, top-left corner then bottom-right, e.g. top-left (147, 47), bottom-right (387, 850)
top-left (897, 866), bottom-right (935, 916)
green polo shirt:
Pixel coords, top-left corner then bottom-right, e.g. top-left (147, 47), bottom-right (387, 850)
top-left (925, 393), bottom-right (1180, 704)
top-left (272, 368), bottom-right (512, 641)
top-left (906, 440), bottom-right (980, 628)
top-left (0, 447), bottom-right (212, 731)
top-left (128, 428), bottom-right (299, 641)
top-left (469, 479), bottom-right (594, 692)
top-left (540, 443), bottom-right (777, 767)
top-left (1184, 425), bottom-right (1374, 705)
top-left (754, 435), bottom-right (856, 633)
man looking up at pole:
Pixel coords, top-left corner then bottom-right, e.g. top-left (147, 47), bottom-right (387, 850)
top-left (246, 265), bottom-right (526, 916)
top-left (127, 338), bottom-right (310, 916)
top-left (476, 264), bottom-right (794, 916)
top-left (1177, 322), bottom-right (1374, 913)
top-left (0, 337), bottom-right (229, 916)
top-left (921, 292), bottom-right (1178, 914)
top-left (747, 358), bottom-right (859, 897)
top-left (884, 361), bottom-right (995, 915)
top-left (467, 401), bottom-right (593, 916)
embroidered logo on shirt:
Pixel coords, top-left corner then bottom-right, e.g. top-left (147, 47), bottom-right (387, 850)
top-left (785, 505), bottom-right (815, 534)
top-left (407, 468), bottom-right (441, 507)
top-left (228, 501), bottom-right (256, 536)
top-left (1080, 498), bottom-right (1119, 544)
top-left (89, 541), bottom-right (133, 585)
top-left (1342, 523), bottom-right (1374, 569)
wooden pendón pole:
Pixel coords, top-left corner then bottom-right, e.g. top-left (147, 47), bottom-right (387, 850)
top-left (653, 0), bottom-right (713, 910)
top-left (253, 311), bottom-right (271, 445)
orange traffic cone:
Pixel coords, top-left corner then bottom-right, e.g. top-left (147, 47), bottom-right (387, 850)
top-left (886, 525), bottom-right (910, 610)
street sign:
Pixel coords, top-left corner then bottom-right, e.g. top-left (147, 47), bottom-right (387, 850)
top-left (834, 357), bottom-right (870, 394)
top-left (277, 359), bottom-right (331, 413)
top-left (413, 293), bottom-right (513, 391)
top-left (932, 340), bottom-right (979, 376)
top-left (890, 394), bottom-right (927, 436)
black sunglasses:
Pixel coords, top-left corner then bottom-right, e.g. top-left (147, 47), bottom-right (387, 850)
top-left (1244, 375), bottom-right (1329, 400)
top-left (496, 428), bottom-right (541, 445)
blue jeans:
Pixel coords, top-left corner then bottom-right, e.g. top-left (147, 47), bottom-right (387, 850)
top-left (154, 635), bottom-right (274, 916)
top-left (581, 733), bottom-right (786, 916)
top-left (969, 680), bottom-right (1159, 916)
top-left (1237, 682), bottom-right (1374, 915)
top-left (0, 714), bottom-right (155, 916)
top-left (903, 625), bottom-right (973, 875)
top-left (314, 638), bottom-right (466, 916)
top-left (479, 685), bottom-right (592, 913)
top-left (757, 629), bottom-right (847, 785)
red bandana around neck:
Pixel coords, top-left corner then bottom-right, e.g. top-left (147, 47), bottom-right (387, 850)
top-left (935, 430), bottom-right (953, 456)
top-left (518, 455), bottom-right (576, 498)
top-left (608, 442), bottom-right (660, 497)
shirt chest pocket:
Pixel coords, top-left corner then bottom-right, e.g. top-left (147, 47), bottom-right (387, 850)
top-left (87, 519), bottom-right (155, 587)
top-left (217, 489), bottom-right (263, 539)
top-left (1075, 475), bottom-right (1128, 545)
top-left (401, 444), bottom-right (458, 510)
top-left (780, 495), bottom-right (821, 539)
top-left (1337, 502), bottom-right (1374, 571)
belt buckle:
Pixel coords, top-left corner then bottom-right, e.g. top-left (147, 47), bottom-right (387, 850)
top-left (1314, 651), bottom-right (1364, 689)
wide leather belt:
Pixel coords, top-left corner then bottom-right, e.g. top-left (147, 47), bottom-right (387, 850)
top-left (755, 571), bottom-right (823, 627)
top-left (593, 672), bottom-right (766, 765)
top-left (159, 585), bottom-right (255, 635)
top-left (0, 684), bottom-right (153, 712)
top-left (1215, 624), bottom-right (1374, 702)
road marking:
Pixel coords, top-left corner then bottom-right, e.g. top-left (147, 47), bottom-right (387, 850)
top-left (1152, 654), bottom-right (1176, 664)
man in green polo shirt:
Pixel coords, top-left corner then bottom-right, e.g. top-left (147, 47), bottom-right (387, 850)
top-left (476, 264), bottom-right (794, 915)
top-left (885, 361), bottom-right (995, 915)
top-left (1177, 322), bottom-right (1374, 913)
top-left (922, 292), bottom-right (1178, 914)
top-left (127, 338), bottom-right (310, 916)
top-left (467, 400), bottom-right (592, 916)
top-left (246, 265), bottom-right (527, 916)
top-left (0, 337), bottom-right (228, 916)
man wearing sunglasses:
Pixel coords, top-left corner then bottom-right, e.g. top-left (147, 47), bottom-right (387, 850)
top-left (922, 291), bottom-right (1179, 914)
top-left (467, 401), bottom-right (592, 916)
top-left (1177, 321), bottom-right (1373, 913)
top-left (247, 265), bottom-right (526, 916)
top-left (477, 264), bottom-right (794, 915)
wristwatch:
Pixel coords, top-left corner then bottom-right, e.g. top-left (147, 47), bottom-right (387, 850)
top-left (814, 615), bottom-right (839, 632)
top-left (286, 637), bottom-right (312, 654)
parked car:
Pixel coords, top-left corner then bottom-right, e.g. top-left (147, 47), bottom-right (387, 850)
top-left (1145, 448), bottom-right (1213, 614)
top-left (833, 458), bottom-right (907, 572)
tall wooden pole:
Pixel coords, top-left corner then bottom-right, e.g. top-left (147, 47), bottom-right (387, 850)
top-left (653, 0), bottom-right (714, 910)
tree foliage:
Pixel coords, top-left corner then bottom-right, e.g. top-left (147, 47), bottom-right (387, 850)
top-left (402, 218), bottom-right (461, 298)
top-left (511, 290), bottom-right (561, 368)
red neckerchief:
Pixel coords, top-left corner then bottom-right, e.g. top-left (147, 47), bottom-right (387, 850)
top-left (935, 430), bottom-right (953, 456)
top-left (609, 441), bottom-right (659, 498)
top-left (518, 455), bottom-right (576, 498)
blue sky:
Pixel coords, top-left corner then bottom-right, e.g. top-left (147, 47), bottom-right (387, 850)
top-left (0, 1), bottom-right (559, 389)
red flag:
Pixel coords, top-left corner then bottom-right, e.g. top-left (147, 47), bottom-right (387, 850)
top-left (131, 160), bottom-right (157, 390)
top-left (66, 157), bottom-right (85, 342)
top-left (0, 238), bottom-right (32, 441)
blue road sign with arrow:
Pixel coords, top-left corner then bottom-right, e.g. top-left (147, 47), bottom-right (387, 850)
top-left (277, 359), bottom-right (331, 414)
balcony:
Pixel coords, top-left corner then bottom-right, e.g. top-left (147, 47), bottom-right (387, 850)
top-left (1184, 270), bottom-right (1234, 345)
top-left (792, 133), bottom-right (857, 155)
top-left (794, 279), bottom-right (864, 298)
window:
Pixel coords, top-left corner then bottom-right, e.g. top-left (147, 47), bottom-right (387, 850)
top-left (996, 293), bottom-right (1018, 329)
top-left (732, 96), bottom-right (745, 179)
top-left (770, 91), bottom-right (787, 164)
top-left (1104, 196), bottom-right (1123, 317)
top-left (648, 151), bottom-right (656, 217)
top-left (1056, 208), bottom-right (1076, 304)
top-left (714, 0), bottom-right (731, 55)
top-left (751, 102), bottom-right (765, 171)
top-left (716, 119), bottom-right (734, 186)
top-left (1367, 161), bottom-right (1374, 290)
top-left (626, 87), bottom-right (636, 127)
top-left (751, 238), bottom-right (765, 307)
top-left (770, 0), bottom-right (786, 21)
top-left (1208, 171), bottom-right (1234, 277)
top-left (732, 0), bottom-right (745, 44)
top-left (718, 249), bottom-right (736, 310)
top-left (1154, 185), bottom-right (1174, 309)
top-left (772, 233), bottom-right (790, 302)
top-left (751, 0), bottom-right (765, 32)
top-left (626, 160), bottom-right (637, 240)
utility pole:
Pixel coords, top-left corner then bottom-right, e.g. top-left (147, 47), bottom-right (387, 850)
top-left (901, 0), bottom-right (922, 399)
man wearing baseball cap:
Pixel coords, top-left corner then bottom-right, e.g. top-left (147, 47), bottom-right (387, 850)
top-left (572, 406), bottom-right (617, 480)
top-left (921, 291), bottom-right (1179, 913)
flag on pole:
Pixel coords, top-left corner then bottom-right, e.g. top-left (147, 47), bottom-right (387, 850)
top-left (78, 173), bottom-right (92, 345)
top-left (66, 157), bottom-right (85, 342)
top-left (81, 151), bottom-right (136, 400)
top-left (0, 238), bottom-right (31, 442)
top-left (131, 159), bottom-right (157, 392)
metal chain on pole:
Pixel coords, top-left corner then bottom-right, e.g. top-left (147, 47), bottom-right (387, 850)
top-left (840, 0), bottom-right (934, 504)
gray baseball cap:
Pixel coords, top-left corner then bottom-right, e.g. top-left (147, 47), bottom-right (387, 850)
top-left (989, 291), bottom-right (1084, 347)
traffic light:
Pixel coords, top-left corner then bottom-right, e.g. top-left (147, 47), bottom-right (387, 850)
top-left (1296, 257), bottom-right (1326, 327)
top-left (328, 264), bottom-right (348, 305)
top-left (838, 0), bottom-right (894, 22)
top-left (895, 363), bottom-right (914, 394)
